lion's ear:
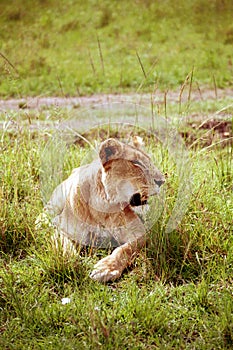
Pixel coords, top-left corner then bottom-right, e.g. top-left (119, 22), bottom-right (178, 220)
top-left (99, 138), bottom-right (123, 165)
top-left (130, 136), bottom-right (144, 149)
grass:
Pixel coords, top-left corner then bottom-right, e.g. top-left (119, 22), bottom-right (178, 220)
top-left (0, 96), bottom-right (232, 349)
top-left (0, 0), bottom-right (233, 97)
top-left (0, 0), bottom-right (233, 347)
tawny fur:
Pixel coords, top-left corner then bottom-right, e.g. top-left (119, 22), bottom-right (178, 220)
top-left (44, 138), bottom-right (165, 282)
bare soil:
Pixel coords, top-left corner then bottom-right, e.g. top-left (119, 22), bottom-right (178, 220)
top-left (180, 118), bottom-right (232, 147)
top-left (0, 88), bottom-right (233, 111)
top-left (0, 88), bottom-right (232, 148)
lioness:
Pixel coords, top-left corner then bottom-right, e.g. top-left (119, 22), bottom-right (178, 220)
top-left (45, 137), bottom-right (165, 282)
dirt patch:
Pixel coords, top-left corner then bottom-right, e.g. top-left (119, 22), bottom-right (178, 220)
top-left (1, 90), bottom-right (232, 148)
top-left (1, 115), bottom-right (231, 149)
top-left (180, 118), bottom-right (232, 147)
top-left (0, 88), bottom-right (233, 111)
top-left (72, 118), bottom-right (232, 149)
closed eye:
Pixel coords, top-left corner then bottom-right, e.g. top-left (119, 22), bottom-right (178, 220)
top-left (132, 160), bottom-right (144, 167)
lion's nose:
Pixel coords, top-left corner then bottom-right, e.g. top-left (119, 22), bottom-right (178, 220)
top-left (154, 179), bottom-right (165, 187)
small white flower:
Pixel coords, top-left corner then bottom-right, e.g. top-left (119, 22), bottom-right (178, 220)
top-left (61, 297), bottom-right (71, 305)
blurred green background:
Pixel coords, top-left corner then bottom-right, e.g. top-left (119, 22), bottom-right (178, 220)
top-left (0, 0), bottom-right (233, 97)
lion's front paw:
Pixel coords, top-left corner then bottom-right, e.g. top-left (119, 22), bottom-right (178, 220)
top-left (90, 255), bottom-right (123, 283)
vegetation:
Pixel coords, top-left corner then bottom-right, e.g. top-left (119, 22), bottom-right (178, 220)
top-left (0, 0), bottom-right (233, 348)
top-left (0, 0), bottom-right (233, 97)
top-left (0, 98), bottom-right (232, 349)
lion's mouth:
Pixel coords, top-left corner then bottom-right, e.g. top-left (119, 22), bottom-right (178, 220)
top-left (130, 193), bottom-right (148, 207)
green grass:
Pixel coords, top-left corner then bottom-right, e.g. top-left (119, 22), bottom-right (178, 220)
top-left (0, 1), bottom-right (233, 347)
top-left (0, 0), bottom-right (233, 97)
top-left (0, 97), bottom-right (232, 349)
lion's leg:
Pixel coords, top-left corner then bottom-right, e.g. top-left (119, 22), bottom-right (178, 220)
top-left (90, 236), bottom-right (146, 282)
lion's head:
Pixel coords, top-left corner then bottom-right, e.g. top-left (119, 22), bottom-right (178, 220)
top-left (99, 138), bottom-right (165, 207)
